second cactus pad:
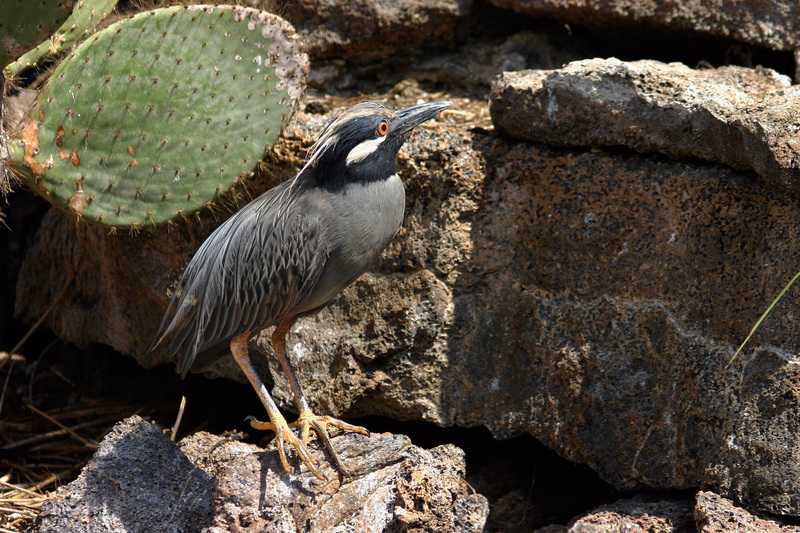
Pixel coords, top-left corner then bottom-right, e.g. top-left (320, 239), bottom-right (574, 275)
top-left (0, 0), bottom-right (72, 68)
top-left (14, 5), bottom-right (307, 227)
top-left (6, 0), bottom-right (120, 77)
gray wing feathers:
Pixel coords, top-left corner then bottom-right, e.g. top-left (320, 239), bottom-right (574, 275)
top-left (156, 182), bottom-right (330, 376)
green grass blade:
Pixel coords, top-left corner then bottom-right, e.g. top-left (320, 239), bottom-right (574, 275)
top-left (726, 269), bottom-right (800, 369)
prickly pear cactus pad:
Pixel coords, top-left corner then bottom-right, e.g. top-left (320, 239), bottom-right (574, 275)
top-left (11, 5), bottom-right (307, 228)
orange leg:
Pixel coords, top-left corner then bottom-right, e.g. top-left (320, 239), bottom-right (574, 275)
top-left (271, 317), bottom-right (369, 478)
top-left (230, 332), bottom-right (326, 481)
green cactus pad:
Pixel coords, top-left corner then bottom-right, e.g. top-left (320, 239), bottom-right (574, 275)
top-left (0, 0), bottom-right (72, 68)
top-left (12, 5), bottom-right (307, 227)
top-left (6, 0), bottom-right (119, 78)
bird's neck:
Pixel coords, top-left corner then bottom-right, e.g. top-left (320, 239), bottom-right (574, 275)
top-left (302, 162), bottom-right (399, 192)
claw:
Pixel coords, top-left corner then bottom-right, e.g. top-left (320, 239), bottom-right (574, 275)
top-left (290, 411), bottom-right (369, 478)
top-left (247, 415), bottom-right (327, 481)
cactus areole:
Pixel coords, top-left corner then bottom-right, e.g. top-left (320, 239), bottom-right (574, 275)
top-left (12, 5), bottom-right (307, 228)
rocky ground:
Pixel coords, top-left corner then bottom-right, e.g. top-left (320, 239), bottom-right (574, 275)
top-left (5, 0), bottom-right (800, 532)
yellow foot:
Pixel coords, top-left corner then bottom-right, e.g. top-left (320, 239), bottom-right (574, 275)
top-left (290, 411), bottom-right (370, 478)
top-left (245, 415), bottom-right (326, 481)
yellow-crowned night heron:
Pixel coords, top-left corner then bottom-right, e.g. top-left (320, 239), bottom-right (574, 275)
top-left (155, 100), bottom-right (451, 480)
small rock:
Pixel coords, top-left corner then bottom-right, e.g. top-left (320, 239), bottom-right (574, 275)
top-left (567, 496), bottom-right (695, 532)
top-left (695, 491), bottom-right (800, 533)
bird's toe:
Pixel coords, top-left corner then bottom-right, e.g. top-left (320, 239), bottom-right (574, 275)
top-left (247, 414), bottom-right (327, 480)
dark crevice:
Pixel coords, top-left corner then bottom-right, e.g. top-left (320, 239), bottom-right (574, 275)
top-left (466, 0), bottom-right (796, 79)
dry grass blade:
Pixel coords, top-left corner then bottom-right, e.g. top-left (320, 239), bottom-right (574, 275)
top-left (0, 479), bottom-right (45, 533)
top-left (0, 480), bottom-right (39, 498)
top-left (170, 395), bottom-right (187, 442)
top-left (26, 404), bottom-right (99, 449)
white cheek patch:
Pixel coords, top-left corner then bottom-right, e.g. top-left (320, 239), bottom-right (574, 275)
top-left (346, 135), bottom-right (387, 166)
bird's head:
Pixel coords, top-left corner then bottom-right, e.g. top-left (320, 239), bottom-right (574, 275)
top-left (300, 100), bottom-right (451, 188)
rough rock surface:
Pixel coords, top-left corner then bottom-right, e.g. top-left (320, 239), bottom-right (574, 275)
top-left (29, 416), bottom-right (488, 532)
top-left (486, 0), bottom-right (800, 52)
top-left (28, 416), bottom-right (214, 533)
top-left (286, 0), bottom-right (471, 63)
top-left (447, 132), bottom-right (800, 516)
top-left (199, 434), bottom-right (487, 532)
top-left (695, 491), bottom-right (800, 533)
top-left (490, 58), bottom-right (800, 194)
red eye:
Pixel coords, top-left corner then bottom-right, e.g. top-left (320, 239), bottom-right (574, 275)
top-left (377, 120), bottom-right (389, 136)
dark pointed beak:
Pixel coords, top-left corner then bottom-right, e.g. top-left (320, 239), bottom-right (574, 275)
top-left (391, 101), bottom-right (452, 136)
